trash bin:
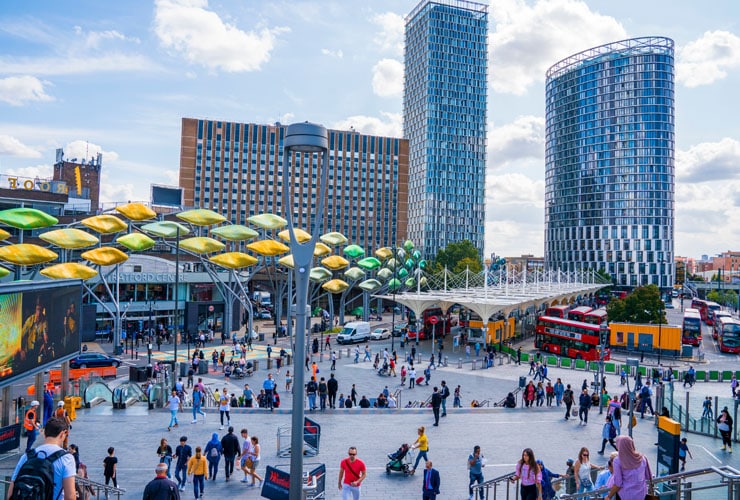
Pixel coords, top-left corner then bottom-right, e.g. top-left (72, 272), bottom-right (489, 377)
top-left (286, 354), bottom-right (292, 365)
top-left (259, 333), bottom-right (265, 342)
top-left (129, 366), bottom-right (138, 381)
top-left (198, 361), bottom-right (209, 375)
top-left (253, 360), bottom-right (259, 372)
top-left (267, 359), bottom-right (273, 369)
top-left (519, 376), bottom-right (526, 388)
top-left (146, 365), bottom-right (153, 378)
top-left (138, 367), bottom-right (149, 382)
top-left (179, 362), bottom-right (188, 378)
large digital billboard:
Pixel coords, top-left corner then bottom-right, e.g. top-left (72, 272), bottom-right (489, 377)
top-left (0, 281), bottom-right (81, 388)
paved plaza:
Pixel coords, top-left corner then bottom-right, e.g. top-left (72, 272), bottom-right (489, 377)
top-left (2, 328), bottom-right (737, 499)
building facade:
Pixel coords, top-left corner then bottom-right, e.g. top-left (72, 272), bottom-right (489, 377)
top-left (53, 148), bottom-right (102, 213)
top-left (544, 37), bottom-right (675, 290)
top-left (179, 118), bottom-right (408, 253)
top-left (404, 0), bottom-right (488, 259)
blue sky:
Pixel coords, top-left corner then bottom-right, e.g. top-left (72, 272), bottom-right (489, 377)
top-left (1, 0), bottom-right (739, 260)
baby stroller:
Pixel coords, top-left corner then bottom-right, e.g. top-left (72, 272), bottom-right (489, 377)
top-left (385, 443), bottom-right (414, 476)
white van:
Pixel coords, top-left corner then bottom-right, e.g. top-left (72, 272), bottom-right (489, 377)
top-left (336, 321), bottom-right (371, 344)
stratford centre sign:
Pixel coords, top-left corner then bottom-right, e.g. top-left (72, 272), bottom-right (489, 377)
top-left (119, 273), bottom-right (176, 283)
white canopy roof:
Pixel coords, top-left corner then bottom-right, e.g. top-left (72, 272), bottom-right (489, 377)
top-left (376, 269), bottom-right (609, 326)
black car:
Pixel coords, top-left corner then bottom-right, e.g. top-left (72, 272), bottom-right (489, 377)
top-left (69, 353), bottom-right (122, 369)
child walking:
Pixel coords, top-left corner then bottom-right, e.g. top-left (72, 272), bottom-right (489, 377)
top-left (679, 437), bottom-right (693, 471)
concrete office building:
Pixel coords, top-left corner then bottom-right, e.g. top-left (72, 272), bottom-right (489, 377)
top-left (179, 118), bottom-right (408, 252)
top-left (545, 37), bottom-right (675, 290)
top-left (404, 0), bottom-right (488, 259)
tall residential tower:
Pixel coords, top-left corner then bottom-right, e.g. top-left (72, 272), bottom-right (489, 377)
top-left (544, 37), bottom-right (675, 289)
top-left (404, 0), bottom-right (488, 259)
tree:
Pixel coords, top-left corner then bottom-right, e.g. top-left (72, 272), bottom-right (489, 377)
top-left (431, 240), bottom-right (482, 273)
top-left (707, 289), bottom-right (738, 307)
top-left (454, 256), bottom-right (482, 274)
top-left (606, 285), bottom-right (665, 324)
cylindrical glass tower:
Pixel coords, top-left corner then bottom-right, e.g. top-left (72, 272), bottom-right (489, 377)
top-left (544, 37), bottom-right (675, 290)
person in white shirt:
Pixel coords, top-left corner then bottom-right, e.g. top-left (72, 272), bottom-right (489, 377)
top-left (9, 418), bottom-right (77, 500)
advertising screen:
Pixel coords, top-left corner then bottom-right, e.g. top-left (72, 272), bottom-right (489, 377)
top-left (0, 282), bottom-right (81, 388)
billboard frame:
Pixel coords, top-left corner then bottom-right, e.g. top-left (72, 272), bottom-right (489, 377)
top-left (0, 279), bottom-right (83, 390)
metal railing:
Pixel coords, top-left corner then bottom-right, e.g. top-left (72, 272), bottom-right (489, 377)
top-left (557, 465), bottom-right (740, 499)
top-left (1, 474), bottom-right (126, 500)
top-left (471, 471), bottom-right (518, 499)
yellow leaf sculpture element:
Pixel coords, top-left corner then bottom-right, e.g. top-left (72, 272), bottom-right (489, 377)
top-left (313, 242), bottom-right (332, 257)
top-left (322, 279), bottom-right (349, 293)
top-left (81, 247), bottom-right (129, 266)
top-left (0, 244), bottom-right (57, 265)
top-left (39, 228), bottom-right (99, 249)
top-left (278, 255), bottom-right (295, 269)
top-left (40, 263), bottom-right (98, 280)
top-left (0, 229), bottom-right (10, 241)
top-left (278, 228), bottom-right (312, 243)
top-left (321, 255), bottom-right (349, 271)
top-left (208, 252), bottom-right (258, 269)
top-left (115, 203), bottom-right (156, 221)
top-left (247, 240), bottom-right (289, 256)
top-left (80, 215), bottom-right (128, 234)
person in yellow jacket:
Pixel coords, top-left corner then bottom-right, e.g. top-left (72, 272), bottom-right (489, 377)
top-left (410, 426), bottom-right (430, 474)
top-left (187, 446), bottom-right (208, 499)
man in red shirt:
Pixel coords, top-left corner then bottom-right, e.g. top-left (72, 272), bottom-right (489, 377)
top-left (338, 446), bottom-right (366, 499)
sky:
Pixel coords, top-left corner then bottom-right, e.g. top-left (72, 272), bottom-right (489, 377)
top-left (1, 0), bottom-right (739, 261)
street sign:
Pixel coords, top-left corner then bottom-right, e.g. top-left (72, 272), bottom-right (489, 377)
top-left (429, 316), bottom-right (439, 325)
top-left (208, 305), bottom-right (214, 312)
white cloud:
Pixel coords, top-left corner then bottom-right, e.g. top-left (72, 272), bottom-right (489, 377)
top-left (0, 54), bottom-right (160, 76)
top-left (63, 140), bottom-right (119, 163)
top-left (321, 48), bottom-right (343, 59)
top-left (4, 164), bottom-right (51, 180)
top-left (332, 112), bottom-right (402, 137)
top-left (676, 138), bottom-right (740, 182)
top-left (371, 58), bottom-right (403, 97)
top-left (0, 135), bottom-right (42, 158)
top-left (489, 115), bottom-right (545, 167)
top-left (372, 12), bottom-right (404, 55)
top-left (487, 172), bottom-right (545, 207)
top-left (490, 0), bottom-right (626, 95)
top-left (0, 76), bottom-right (53, 106)
top-left (153, 0), bottom-right (287, 72)
top-left (74, 26), bottom-right (140, 49)
top-left (677, 31), bottom-right (740, 87)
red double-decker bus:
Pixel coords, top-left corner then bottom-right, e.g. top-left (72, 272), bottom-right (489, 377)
top-left (543, 305), bottom-right (569, 318)
top-left (567, 306), bottom-right (593, 322)
top-left (535, 316), bottom-right (610, 361)
top-left (584, 309), bottom-right (608, 325)
top-left (681, 308), bottom-right (702, 346)
top-left (717, 317), bottom-right (740, 354)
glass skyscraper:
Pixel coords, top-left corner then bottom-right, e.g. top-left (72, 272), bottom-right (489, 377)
top-left (404, 0), bottom-right (488, 259)
top-left (544, 37), bottom-right (675, 289)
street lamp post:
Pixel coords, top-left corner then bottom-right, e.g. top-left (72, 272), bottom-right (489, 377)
top-left (598, 323), bottom-right (608, 414)
top-left (283, 123), bottom-right (329, 500)
top-left (148, 298), bottom-right (156, 365)
top-left (391, 244), bottom-right (398, 353)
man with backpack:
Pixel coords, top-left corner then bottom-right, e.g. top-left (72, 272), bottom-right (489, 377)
top-left (640, 380), bottom-right (655, 418)
top-left (9, 417), bottom-right (76, 500)
top-left (562, 385), bottom-right (574, 420)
